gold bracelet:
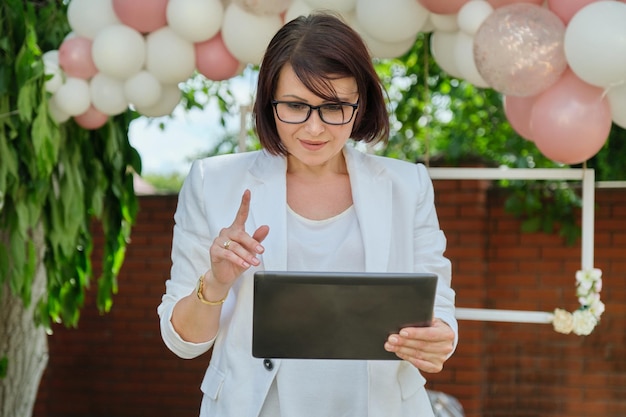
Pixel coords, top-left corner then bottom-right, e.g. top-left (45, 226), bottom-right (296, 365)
top-left (196, 275), bottom-right (227, 306)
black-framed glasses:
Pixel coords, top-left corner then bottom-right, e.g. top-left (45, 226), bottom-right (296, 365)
top-left (271, 100), bottom-right (359, 125)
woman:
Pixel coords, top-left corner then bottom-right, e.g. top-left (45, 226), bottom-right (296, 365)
top-left (158, 12), bottom-right (457, 417)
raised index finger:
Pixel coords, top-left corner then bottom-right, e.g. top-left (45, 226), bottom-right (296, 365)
top-left (231, 189), bottom-right (252, 228)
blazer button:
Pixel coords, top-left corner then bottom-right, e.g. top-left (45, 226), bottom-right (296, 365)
top-left (263, 359), bottom-right (274, 371)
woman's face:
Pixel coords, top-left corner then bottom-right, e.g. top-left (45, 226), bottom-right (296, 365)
top-left (273, 64), bottom-right (359, 172)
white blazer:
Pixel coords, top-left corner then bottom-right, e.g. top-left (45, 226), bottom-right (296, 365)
top-left (158, 144), bottom-right (457, 417)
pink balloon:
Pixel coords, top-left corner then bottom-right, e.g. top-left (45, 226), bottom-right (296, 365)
top-left (547, 0), bottom-right (601, 24)
top-left (74, 105), bottom-right (108, 130)
top-left (195, 33), bottom-right (241, 81)
top-left (473, 3), bottom-right (567, 97)
top-left (487, 0), bottom-right (543, 8)
top-left (503, 95), bottom-right (537, 141)
top-left (530, 69), bottom-right (611, 164)
top-left (112, 0), bottom-right (168, 33)
top-left (418, 0), bottom-right (469, 14)
top-left (58, 37), bottom-right (98, 79)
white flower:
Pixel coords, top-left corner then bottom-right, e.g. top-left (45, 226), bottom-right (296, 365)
top-left (572, 309), bottom-right (597, 336)
top-left (552, 308), bottom-right (574, 334)
top-left (589, 299), bottom-right (605, 320)
top-left (554, 268), bottom-right (604, 336)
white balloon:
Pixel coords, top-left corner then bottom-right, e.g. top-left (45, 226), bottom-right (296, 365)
top-left (429, 13), bottom-right (459, 33)
top-left (303, 0), bottom-right (356, 13)
top-left (134, 84), bottom-right (182, 117)
top-left (222, 3), bottom-right (283, 65)
top-left (564, 1), bottom-right (626, 87)
top-left (233, 0), bottom-right (292, 15)
top-left (54, 78), bottom-right (91, 116)
top-left (607, 83), bottom-right (626, 129)
top-left (44, 61), bottom-right (64, 94)
top-left (347, 13), bottom-right (415, 59)
top-left (167, 0), bottom-right (224, 43)
top-left (90, 73), bottom-right (128, 115)
top-left (284, 0), bottom-right (313, 23)
top-left (92, 25), bottom-right (146, 80)
top-left (430, 31), bottom-right (464, 79)
top-left (124, 71), bottom-right (163, 109)
top-left (355, 0), bottom-right (429, 43)
top-left (457, 0), bottom-right (493, 36)
top-left (454, 32), bottom-right (489, 88)
top-left (67, 0), bottom-right (120, 39)
top-left (43, 50), bottom-right (59, 65)
top-left (48, 96), bottom-right (71, 123)
top-left (420, 15), bottom-right (436, 33)
top-left (145, 27), bottom-right (196, 84)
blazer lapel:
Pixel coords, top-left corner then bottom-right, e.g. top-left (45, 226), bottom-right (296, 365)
top-left (247, 151), bottom-right (289, 271)
top-left (344, 146), bottom-right (392, 272)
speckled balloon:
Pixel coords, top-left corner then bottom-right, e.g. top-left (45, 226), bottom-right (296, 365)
top-left (473, 3), bottom-right (567, 97)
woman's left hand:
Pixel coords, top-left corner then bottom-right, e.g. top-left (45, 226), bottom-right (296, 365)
top-left (384, 318), bottom-right (455, 373)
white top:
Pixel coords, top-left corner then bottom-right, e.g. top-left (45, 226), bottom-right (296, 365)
top-left (259, 205), bottom-right (368, 417)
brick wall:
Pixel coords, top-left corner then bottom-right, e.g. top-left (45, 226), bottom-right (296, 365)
top-left (34, 182), bottom-right (626, 417)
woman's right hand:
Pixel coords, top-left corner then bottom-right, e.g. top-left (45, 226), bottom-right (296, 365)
top-left (208, 189), bottom-right (270, 289)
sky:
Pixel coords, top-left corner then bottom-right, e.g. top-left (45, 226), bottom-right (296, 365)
top-left (128, 73), bottom-right (255, 176)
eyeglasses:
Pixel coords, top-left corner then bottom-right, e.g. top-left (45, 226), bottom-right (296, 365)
top-left (271, 100), bottom-right (359, 125)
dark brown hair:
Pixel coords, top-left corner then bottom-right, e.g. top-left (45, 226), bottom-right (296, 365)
top-left (253, 12), bottom-right (390, 155)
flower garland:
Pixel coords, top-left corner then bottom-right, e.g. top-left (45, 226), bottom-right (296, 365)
top-left (553, 268), bottom-right (605, 336)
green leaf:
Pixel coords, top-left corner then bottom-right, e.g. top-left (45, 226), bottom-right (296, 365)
top-left (0, 356), bottom-right (7, 379)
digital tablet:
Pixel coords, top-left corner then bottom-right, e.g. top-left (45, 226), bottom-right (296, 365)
top-left (252, 271), bottom-right (438, 360)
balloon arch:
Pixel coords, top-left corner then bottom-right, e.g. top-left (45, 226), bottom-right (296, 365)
top-left (45, 0), bottom-right (626, 166)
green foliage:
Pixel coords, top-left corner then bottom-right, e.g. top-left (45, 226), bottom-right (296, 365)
top-left (142, 173), bottom-right (186, 194)
top-left (0, 356), bottom-right (7, 379)
top-left (1, 0), bottom-right (139, 329)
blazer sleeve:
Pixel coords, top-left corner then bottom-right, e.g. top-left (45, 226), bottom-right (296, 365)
top-left (157, 160), bottom-right (217, 359)
top-left (413, 163), bottom-right (458, 354)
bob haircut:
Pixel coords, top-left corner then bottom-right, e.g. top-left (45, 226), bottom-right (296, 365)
top-left (253, 12), bottom-right (390, 156)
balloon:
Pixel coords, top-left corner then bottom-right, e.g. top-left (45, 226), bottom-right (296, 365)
top-left (92, 24), bottom-right (146, 80)
top-left (195, 33), bottom-right (241, 81)
top-left (48, 96), bottom-right (71, 124)
top-left (457, 0), bottom-right (494, 35)
top-left (74, 106), bottom-right (109, 130)
top-left (67, 0), bottom-right (120, 39)
top-left (503, 95), bottom-right (537, 140)
top-left (145, 27), bottom-right (196, 84)
top-left (345, 12), bottom-right (416, 59)
top-left (429, 14), bottom-right (459, 33)
top-left (233, 0), bottom-right (294, 15)
top-left (547, 0), bottom-right (600, 24)
top-left (606, 83), bottom-right (626, 129)
top-left (134, 84), bottom-right (182, 117)
top-left (356, 0), bottom-right (429, 43)
top-left (564, 1), bottom-right (626, 88)
top-left (284, 0), bottom-right (314, 23)
top-left (112, 0), bottom-right (168, 33)
top-left (90, 73), bottom-right (128, 115)
top-left (54, 78), bottom-right (91, 116)
top-left (167, 0), bottom-right (224, 43)
top-left (430, 31), bottom-right (464, 79)
top-left (530, 70), bottom-right (611, 164)
top-left (454, 32), bottom-right (490, 88)
top-left (487, 0), bottom-right (542, 8)
top-left (222, 3), bottom-right (283, 65)
top-left (124, 71), bottom-right (163, 108)
top-left (44, 60), bottom-right (64, 94)
top-left (473, 3), bottom-right (567, 97)
top-left (42, 50), bottom-right (59, 65)
top-left (58, 37), bottom-right (98, 79)
top-left (419, 0), bottom-right (469, 15)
